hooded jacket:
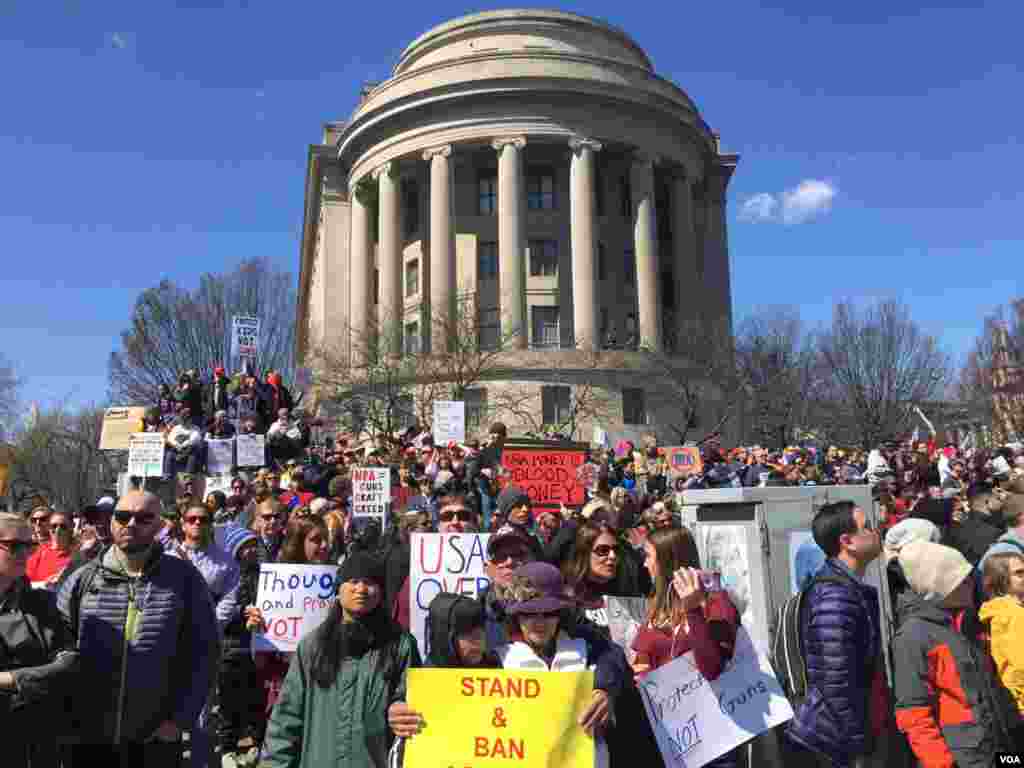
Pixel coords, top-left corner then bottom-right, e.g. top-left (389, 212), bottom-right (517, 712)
top-left (978, 595), bottom-right (1024, 715)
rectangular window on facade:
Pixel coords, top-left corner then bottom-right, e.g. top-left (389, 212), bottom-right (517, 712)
top-left (624, 248), bottom-right (635, 284)
top-left (405, 259), bottom-right (419, 297)
top-left (478, 241), bottom-right (499, 279)
top-left (404, 322), bottom-right (420, 355)
top-left (620, 175), bottom-right (632, 218)
top-left (403, 180), bottom-right (419, 237)
top-left (465, 388), bottom-right (487, 431)
top-left (478, 307), bottom-right (500, 350)
top-left (531, 306), bottom-right (560, 349)
top-left (527, 167), bottom-right (556, 210)
top-left (598, 242), bottom-right (606, 281)
top-left (529, 239), bottom-right (558, 277)
top-left (623, 388), bottom-right (646, 425)
top-left (600, 308), bottom-right (609, 339)
top-left (478, 172), bottom-right (497, 215)
top-left (542, 385), bottom-right (571, 427)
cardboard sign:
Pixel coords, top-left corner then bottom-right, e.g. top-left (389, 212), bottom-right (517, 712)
top-left (204, 475), bottom-right (233, 497)
top-left (232, 315), bottom-right (260, 359)
top-left (500, 447), bottom-right (587, 510)
top-left (205, 438), bottom-right (234, 476)
top-left (127, 433), bottom-right (165, 478)
top-left (404, 668), bottom-right (594, 768)
top-left (432, 400), bottom-right (465, 445)
top-left (99, 407), bottom-right (147, 450)
top-left (252, 564), bottom-right (338, 652)
top-left (409, 532), bottom-right (491, 659)
top-left (351, 467), bottom-right (390, 523)
top-left (638, 627), bottom-right (793, 767)
top-left (660, 446), bottom-right (704, 491)
top-left (235, 434), bottom-right (265, 468)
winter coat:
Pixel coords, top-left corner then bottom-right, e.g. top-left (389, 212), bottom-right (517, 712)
top-left (946, 511), bottom-right (1003, 566)
top-left (786, 559), bottom-right (884, 765)
top-left (979, 595), bottom-right (1024, 715)
top-left (0, 579), bottom-right (80, 768)
top-left (261, 617), bottom-right (420, 768)
top-left (56, 544), bottom-right (220, 744)
top-left (223, 561), bottom-right (260, 656)
top-left (893, 595), bottom-right (1019, 767)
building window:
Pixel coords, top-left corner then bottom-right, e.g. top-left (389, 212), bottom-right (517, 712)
top-left (478, 241), bottom-right (498, 279)
top-left (478, 307), bottom-right (500, 350)
top-left (405, 259), bottom-right (419, 297)
top-left (619, 175), bottom-right (632, 218)
top-left (623, 388), bottom-right (646, 425)
top-left (404, 322), bottom-right (420, 355)
top-left (529, 239), bottom-right (558, 277)
top-left (624, 248), bottom-right (635, 284)
top-left (542, 385), bottom-right (571, 427)
top-left (403, 180), bottom-right (419, 237)
top-left (600, 308), bottom-right (609, 339)
top-left (478, 172), bottom-right (497, 215)
top-left (527, 167), bottom-right (555, 210)
top-left (598, 242), bottom-right (606, 281)
top-left (532, 306), bottom-right (560, 349)
top-left (465, 388), bottom-right (487, 431)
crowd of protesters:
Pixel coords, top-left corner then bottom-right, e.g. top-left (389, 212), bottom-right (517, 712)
top-left (3, 363), bottom-right (1024, 767)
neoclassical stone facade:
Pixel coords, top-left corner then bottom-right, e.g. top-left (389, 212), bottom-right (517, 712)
top-left (296, 9), bottom-right (738, 441)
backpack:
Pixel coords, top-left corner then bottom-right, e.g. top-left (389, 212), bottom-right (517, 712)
top-left (769, 574), bottom-right (846, 704)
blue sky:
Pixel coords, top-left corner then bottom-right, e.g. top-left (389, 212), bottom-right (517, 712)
top-left (1, 0), bottom-right (1020, 411)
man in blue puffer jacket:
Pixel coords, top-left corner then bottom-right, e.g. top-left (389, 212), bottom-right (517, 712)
top-left (785, 501), bottom-right (890, 768)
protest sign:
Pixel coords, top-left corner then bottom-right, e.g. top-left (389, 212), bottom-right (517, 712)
top-left (127, 433), bottom-right (165, 478)
top-left (351, 467), bottom-right (390, 524)
top-left (204, 475), bottom-right (233, 496)
top-left (432, 400), bottom-right (465, 444)
top-left (604, 596), bottom-right (647, 665)
top-left (99, 406), bottom-right (147, 450)
top-left (235, 433), bottom-right (265, 468)
top-left (409, 532), bottom-right (490, 658)
top-left (252, 564), bottom-right (338, 652)
top-left (501, 444), bottom-right (587, 510)
top-left (232, 316), bottom-right (260, 360)
top-left (638, 627), bottom-right (793, 767)
top-left (660, 446), bottom-right (704, 491)
top-left (404, 668), bottom-right (594, 768)
top-left (205, 438), bottom-right (234, 476)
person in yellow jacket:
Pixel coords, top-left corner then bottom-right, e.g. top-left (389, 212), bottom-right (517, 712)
top-left (979, 551), bottom-right (1024, 743)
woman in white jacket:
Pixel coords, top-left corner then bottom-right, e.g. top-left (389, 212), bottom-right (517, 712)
top-left (495, 562), bottom-right (614, 768)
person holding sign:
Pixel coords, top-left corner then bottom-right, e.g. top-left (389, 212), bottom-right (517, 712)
top-left (262, 553), bottom-right (421, 768)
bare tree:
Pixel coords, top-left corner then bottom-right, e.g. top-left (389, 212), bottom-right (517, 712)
top-left (817, 299), bottom-right (951, 449)
top-left (109, 258), bottom-right (296, 404)
top-left (0, 353), bottom-right (19, 440)
top-left (959, 298), bottom-right (1024, 441)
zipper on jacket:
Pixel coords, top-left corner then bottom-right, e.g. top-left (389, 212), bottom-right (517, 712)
top-left (113, 577), bottom-right (139, 745)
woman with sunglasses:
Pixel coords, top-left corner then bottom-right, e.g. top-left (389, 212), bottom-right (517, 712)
top-left (0, 512), bottom-right (80, 768)
top-left (25, 510), bottom-right (77, 589)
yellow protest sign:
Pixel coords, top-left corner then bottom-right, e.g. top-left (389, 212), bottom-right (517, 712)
top-left (404, 668), bottom-right (594, 768)
top-left (99, 407), bottom-right (147, 450)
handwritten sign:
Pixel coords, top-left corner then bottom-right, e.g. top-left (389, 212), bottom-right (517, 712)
top-left (500, 448), bottom-right (586, 510)
top-left (352, 467), bottom-right (390, 524)
top-left (638, 627), bottom-right (793, 767)
top-left (235, 434), bottom-right (265, 467)
top-left (204, 475), bottom-right (233, 497)
top-left (205, 438), bottom-right (234, 476)
top-left (252, 564), bottom-right (338, 652)
top-left (99, 406), bottom-right (147, 450)
top-left (432, 400), bottom-right (465, 444)
top-left (232, 315), bottom-right (260, 359)
top-left (409, 532), bottom-right (491, 658)
top-left (127, 433), bottom-right (165, 478)
top-left (404, 668), bottom-right (594, 768)
top-left (659, 446), bottom-right (704, 491)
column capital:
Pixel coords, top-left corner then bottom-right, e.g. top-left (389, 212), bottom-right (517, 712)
top-left (568, 137), bottom-right (603, 154)
top-left (491, 136), bottom-right (527, 152)
top-left (372, 160), bottom-right (396, 180)
top-left (422, 144), bottom-right (453, 161)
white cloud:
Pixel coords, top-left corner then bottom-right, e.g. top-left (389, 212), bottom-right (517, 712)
top-left (110, 32), bottom-right (126, 49)
top-left (781, 179), bottom-right (837, 224)
top-left (737, 179), bottom-right (837, 225)
top-left (738, 193), bottom-right (778, 223)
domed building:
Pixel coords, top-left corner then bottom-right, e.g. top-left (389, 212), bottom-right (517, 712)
top-left (296, 9), bottom-right (738, 442)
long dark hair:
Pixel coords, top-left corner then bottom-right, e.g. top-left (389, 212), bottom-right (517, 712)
top-left (309, 599), bottom-right (401, 690)
top-left (278, 516), bottom-right (329, 564)
top-left (562, 521), bottom-right (617, 599)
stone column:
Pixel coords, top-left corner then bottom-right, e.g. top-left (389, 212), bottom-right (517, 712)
top-left (671, 172), bottom-right (698, 348)
top-left (375, 161), bottom-right (402, 356)
top-left (569, 137), bottom-right (602, 350)
top-left (424, 145), bottom-right (455, 354)
top-left (348, 177), bottom-right (373, 365)
top-left (703, 163), bottom-right (736, 346)
top-left (631, 153), bottom-right (660, 352)
top-left (493, 136), bottom-right (527, 349)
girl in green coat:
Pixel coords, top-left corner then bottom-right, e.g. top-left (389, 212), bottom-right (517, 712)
top-left (262, 553), bottom-right (421, 768)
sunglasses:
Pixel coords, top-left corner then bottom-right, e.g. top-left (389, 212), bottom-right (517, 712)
top-left (439, 508), bottom-right (474, 522)
top-left (0, 539), bottom-right (37, 557)
top-left (592, 544), bottom-right (617, 558)
top-left (184, 516), bottom-right (211, 526)
top-left (491, 550), bottom-right (528, 565)
top-left (113, 511), bottom-right (158, 526)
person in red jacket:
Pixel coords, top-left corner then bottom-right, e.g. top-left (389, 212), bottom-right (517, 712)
top-left (25, 509), bottom-right (75, 587)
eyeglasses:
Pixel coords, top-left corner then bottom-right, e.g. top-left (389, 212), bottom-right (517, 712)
top-left (439, 508), bottom-right (474, 522)
top-left (0, 539), bottom-right (37, 557)
top-left (592, 544), bottom-right (617, 558)
top-left (491, 550), bottom-right (528, 565)
top-left (184, 516), bottom-right (211, 526)
top-left (112, 511), bottom-right (158, 526)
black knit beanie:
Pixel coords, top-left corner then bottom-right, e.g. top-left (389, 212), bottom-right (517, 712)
top-left (338, 552), bottom-right (386, 588)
